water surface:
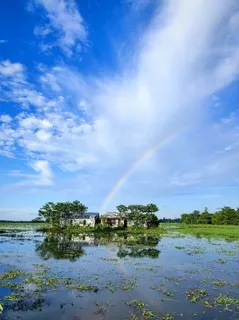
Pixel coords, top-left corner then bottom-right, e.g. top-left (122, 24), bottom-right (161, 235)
top-left (0, 229), bottom-right (238, 319)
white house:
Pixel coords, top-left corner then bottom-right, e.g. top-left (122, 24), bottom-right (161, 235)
top-left (71, 212), bottom-right (99, 227)
top-left (60, 212), bottom-right (99, 228)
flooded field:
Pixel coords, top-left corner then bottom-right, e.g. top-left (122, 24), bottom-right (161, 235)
top-left (0, 228), bottom-right (239, 320)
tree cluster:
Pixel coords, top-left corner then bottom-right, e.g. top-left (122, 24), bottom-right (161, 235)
top-left (38, 201), bottom-right (87, 227)
top-left (116, 203), bottom-right (159, 228)
top-left (181, 206), bottom-right (239, 225)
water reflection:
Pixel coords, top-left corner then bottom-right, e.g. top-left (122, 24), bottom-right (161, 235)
top-left (35, 233), bottom-right (161, 261)
top-left (35, 234), bottom-right (86, 261)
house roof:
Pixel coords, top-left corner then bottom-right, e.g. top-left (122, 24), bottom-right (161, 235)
top-left (74, 212), bottom-right (99, 219)
top-left (103, 212), bottom-right (121, 218)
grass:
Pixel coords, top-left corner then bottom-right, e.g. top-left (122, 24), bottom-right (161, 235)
top-left (166, 223), bottom-right (239, 239)
top-left (0, 222), bottom-right (49, 233)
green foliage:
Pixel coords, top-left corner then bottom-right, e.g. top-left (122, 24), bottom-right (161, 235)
top-left (116, 203), bottom-right (159, 228)
top-left (181, 206), bottom-right (239, 225)
top-left (116, 205), bottom-right (128, 215)
top-left (38, 200), bottom-right (87, 227)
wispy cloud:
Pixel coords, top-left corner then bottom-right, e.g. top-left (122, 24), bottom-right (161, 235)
top-left (0, 39), bottom-right (8, 44)
top-left (1, 0), bottom-right (239, 210)
top-left (31, 0), bottom-right (87, 55)
top-left (7, 160), bottom-right (53, 187)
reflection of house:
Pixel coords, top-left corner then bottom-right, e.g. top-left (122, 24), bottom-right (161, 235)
top-left (71, 235), bottom-right (97, 246)
top-left (72, 212), bottom-right (99, 227)
top-left (101, 212), bottom-right (126, 228)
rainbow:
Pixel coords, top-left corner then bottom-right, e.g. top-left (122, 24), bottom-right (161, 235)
top-left (100, 130), bottom-right (184, 213)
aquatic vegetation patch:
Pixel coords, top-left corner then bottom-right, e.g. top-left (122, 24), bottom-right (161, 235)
top-left (120, 279), bottom-right (136, 291)
top-left (68, 283), bottom-right (99, 292)
top-left (213, 280), bottom-right (228, 287)
top-left (129, 299), bottom-right (146, 308)
top-left (186, 288), bottom-right (208, 303)
top-left (105, 283), bottom-right (118, 293)
top-left (142, 309), bottom-right (156, 318)
top-left (23, 275), bottom-right (60, 289)
top-left (161, 315), bottom-right (174, 320)
top-left (4, 292), bottom-right (25, 301)
top-left (160, 289), bottom-right (174, 297)
top-left (0, 269), bottom-right (27, 280)
top-left (214, 258), bottom-right (227, 264)
top-left (214, 294), bottom-right (239, 310)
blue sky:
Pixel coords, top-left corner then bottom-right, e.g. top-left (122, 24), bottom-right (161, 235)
top-left (0, 0), bottom-right (239, 220)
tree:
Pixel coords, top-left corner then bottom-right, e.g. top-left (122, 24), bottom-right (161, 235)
top-left (146, 203), bottom-right (159, 214)
top-left (213, 207), bottom-right (239, 225)
top-left (181, 213), bottom-right (190, 224)
top-left (116, 205), bottom-right (128, 217)
top-left (38, 201), bottom-right (88, 228)
top-left (116, 204), bottom-right (159, 228)
top-left (143, 213), bottom-right (159, 228)
top-left (197, 211), bottom-right (212, 224)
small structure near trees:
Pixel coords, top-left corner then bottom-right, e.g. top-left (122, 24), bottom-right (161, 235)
top-left (70, 212), bottom-right (99, 227)
top-left (101, 212), bottom-right (127, 228)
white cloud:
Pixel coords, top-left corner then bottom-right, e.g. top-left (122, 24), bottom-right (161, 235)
top-left (7, 160), bottom-right (53, 187)
top-left (32, 0), bottom-right (87, 55)
top-left (0, 60), bottom-right (24, 77)
top-left (0, 60), bottom-right (59, 110)
top-left (0, 114), bottom-right (12, 123)
top-left (1, 0), bottom-right (239, 211)
top-left (30, 160), bottom-right (53, 185)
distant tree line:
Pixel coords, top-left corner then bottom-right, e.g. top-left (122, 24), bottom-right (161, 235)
top-left (116, 204), bottom-right (159, 228)
top-left (159, 217), bottom-right (181, 223)
top-left (181, 207), bottom-right (239, 225)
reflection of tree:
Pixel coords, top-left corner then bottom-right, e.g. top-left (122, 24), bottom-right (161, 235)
top-left (117, 247), bottom-right (160, 258)
top-left (116, 235), bottom-right (161, 259)
top-left (35, 234), bottom-right (85, 262)
top-left (96, 234), bottom-right (161, 247)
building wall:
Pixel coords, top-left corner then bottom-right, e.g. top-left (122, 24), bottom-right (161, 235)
top-left (101, 217), bottom-right (126, 228)
top-left (72, 218), bottom-right (95, 227)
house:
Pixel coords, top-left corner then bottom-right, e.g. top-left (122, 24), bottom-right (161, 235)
top-left (101, 212), bottom-right (127, 228)
top-left (71, 212), bottom-right (99, 227)
top-left (60, 212), bottom-right (99, 228)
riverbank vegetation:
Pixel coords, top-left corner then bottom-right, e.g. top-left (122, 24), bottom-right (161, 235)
top-left (181, 206), bottom-right (239, 225)
top-left (170, 224), bottom-right (239, 239)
